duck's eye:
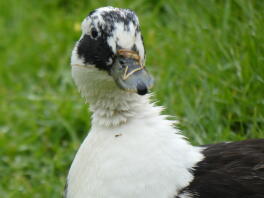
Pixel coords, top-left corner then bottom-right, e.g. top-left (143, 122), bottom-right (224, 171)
top-left (91, 28), bottom-right (98, 38)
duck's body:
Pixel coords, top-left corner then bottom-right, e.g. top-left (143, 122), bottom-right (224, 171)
top-left (66, 6), bottom-right (264, 198)
top-left (66, 70), bottom-right (203, 197)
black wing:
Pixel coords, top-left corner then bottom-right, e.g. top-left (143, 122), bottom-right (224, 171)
top-left (178, 139), bottom-right (264, 198)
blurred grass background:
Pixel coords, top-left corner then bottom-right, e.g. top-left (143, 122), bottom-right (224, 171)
top-left (0, 0), bottom-right (263, 197)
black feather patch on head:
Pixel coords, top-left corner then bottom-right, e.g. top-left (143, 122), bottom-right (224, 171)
top-left (77, 33), bottom-right (114, 71)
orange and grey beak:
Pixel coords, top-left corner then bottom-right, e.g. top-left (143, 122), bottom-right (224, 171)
top-left (110, 49), bottom-right (154, 95)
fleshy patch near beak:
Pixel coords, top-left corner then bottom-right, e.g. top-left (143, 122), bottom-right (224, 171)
top-left (110, 49), bottom-right (154, 95)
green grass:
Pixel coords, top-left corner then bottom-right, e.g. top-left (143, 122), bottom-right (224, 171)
top-left (0, 0), bottom-right (263, 197)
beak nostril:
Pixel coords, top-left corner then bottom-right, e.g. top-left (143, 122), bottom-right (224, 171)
top-left (119, 60), bottom-right (125, 65)
top-left (119, 60), bottom-right (126, 69)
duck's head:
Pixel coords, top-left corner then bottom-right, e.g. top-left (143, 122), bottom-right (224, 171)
top-left (71, 6), bottom-right (153, 96)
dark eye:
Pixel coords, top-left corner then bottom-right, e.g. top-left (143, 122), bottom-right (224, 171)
top-left (91, 28), bottom-right (98, 38)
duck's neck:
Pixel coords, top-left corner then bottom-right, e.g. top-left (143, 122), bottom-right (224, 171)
top-left (73, 66), bottom-right (160, 128)
top-left (90, 92), bottom-right (153, 127)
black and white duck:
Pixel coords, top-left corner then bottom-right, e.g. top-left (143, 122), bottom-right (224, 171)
top-left (65, 6), bottom-right (264, 198)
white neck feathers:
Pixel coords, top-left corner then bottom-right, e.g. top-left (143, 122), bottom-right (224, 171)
top-left (72, 66), bottom-right (162, 127)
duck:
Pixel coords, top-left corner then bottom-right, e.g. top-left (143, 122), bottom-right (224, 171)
top-left (65, 6), bottom-right (264, 198)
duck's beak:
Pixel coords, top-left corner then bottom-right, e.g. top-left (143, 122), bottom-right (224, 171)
top-left (110, 49), bottom-right (154, 95)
